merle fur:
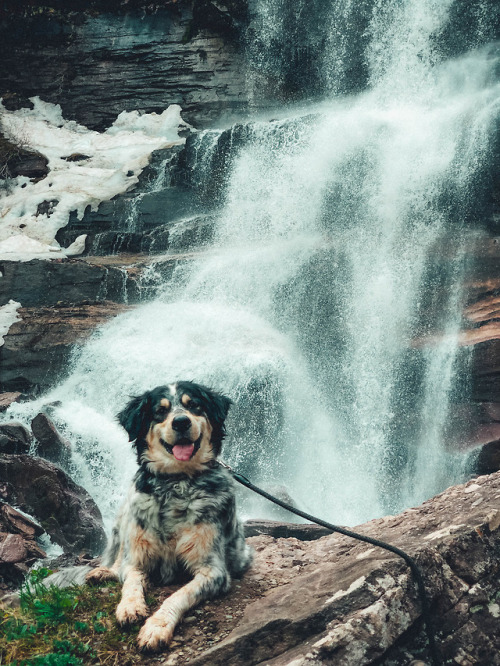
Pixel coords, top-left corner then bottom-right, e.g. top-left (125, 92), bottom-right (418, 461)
top-left (87, 381), bottom-right (252, 651)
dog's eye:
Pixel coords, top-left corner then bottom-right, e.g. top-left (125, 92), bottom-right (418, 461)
top-left (188, 402), bottom-right (202, 414)
top-left (155, 406), bottom-right (170, 420)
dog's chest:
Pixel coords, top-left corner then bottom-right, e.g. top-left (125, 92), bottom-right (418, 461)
top-left (132, 477), bottom-right (215, 537)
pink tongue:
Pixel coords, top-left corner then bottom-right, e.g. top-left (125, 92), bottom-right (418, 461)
top-left (172, 443), bottom-right (195, 461)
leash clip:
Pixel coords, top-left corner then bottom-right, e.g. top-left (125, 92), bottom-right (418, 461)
top-left (217, 459), bottom-right (235, 473)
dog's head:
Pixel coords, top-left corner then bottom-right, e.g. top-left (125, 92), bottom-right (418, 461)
top-left (118, 382), bottom-right (232, 475)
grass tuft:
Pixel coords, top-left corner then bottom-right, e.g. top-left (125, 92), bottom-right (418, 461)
top-left (0, 568), bottom-right (145, 665)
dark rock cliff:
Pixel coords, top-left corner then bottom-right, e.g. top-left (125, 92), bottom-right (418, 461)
top-left (0, 0), bottom-right (249, 130)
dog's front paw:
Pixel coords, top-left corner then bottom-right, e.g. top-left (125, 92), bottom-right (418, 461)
top-left (137, 616), bottom-right (174, 652)
top-left (86, 567), bottom-right (118, 585)
top-left (116, 598), bottom-right (149, 626)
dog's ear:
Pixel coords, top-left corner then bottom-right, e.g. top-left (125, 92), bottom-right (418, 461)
top-left (202, 389), bottom-right (232, 456)
top-left (117, 391), bottom-right (152, 442)
top-left (207, 391), bottom-right (232, 427)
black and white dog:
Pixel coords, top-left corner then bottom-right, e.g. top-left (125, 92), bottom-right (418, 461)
top-left (85, 381), bottom-right (252, 651)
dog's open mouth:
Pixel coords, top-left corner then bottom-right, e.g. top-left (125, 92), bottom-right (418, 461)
top-left (160, 436), bottom-right (201, 461)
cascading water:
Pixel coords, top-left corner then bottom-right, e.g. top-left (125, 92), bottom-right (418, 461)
top-left (6, 0), bottom-right (500, 529)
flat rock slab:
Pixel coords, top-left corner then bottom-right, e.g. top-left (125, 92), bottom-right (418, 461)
top-left (0, 392), bottom-right (21, 412)
top-left (166, 472), bottom-right (500, 665)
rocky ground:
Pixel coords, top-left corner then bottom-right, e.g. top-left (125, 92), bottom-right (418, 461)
top-left (2, 410), bottom-right (500, 664)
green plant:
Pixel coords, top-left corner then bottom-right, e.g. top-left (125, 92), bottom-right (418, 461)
top-left (53, 638), bottom-right (96, 659)
top-left (20, 581), bottom-right (79, 626)
top-left (2, 616), bottom-right (38, 641)
top-left (73, 621), bottom-right (89, 634)
top-left (15, 653), bottom-right (84, 665)
top-left (28, 568), bottom-right (54, 585)
top-left (92, 622), bottom-right (106, 634)
top-left (1, 579), bottom-right (140, 665)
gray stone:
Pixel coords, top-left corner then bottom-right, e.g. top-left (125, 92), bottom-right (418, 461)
top-left (0, 259), bottom-right (135, 308)
top-left (0, 503), bottom-right (46, 587)
top-left (0, 454), bottom-right (106, 556)
top-left (0, 133), bottom-right (49, 180)
top-left (31, 413), bottom-right (72, 467)
top-left (0, 2), bottom-right (249, 132)
top-left (244, 519), bottom-right (331, 541)
top-left (0, 392), bottom-right (22, 412)
top-left (0, 422), bottom-right (32, 455)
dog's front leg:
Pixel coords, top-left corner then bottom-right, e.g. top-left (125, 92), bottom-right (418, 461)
top-left (137, 564), bottom-right (229, 652)
top-left (115, 565), bottom-right (149, 626)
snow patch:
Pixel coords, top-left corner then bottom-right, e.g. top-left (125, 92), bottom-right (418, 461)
top-left (0, 299), bottom-right (21, 346)
top-left (0, 97), bottom-right (188, 261)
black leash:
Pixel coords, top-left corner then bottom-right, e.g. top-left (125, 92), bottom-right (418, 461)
top-left (219, 460), bottom-right (441, 666)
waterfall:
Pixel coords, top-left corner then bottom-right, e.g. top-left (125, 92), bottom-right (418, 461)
top-left (6, 0), bottom-right (500, 529)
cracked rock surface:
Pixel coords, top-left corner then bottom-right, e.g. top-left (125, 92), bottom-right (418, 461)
top-left (163, 471), bottom-right (500, 665)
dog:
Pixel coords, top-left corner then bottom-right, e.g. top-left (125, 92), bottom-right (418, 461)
top-left (85, 381), bottom-right (253, 652)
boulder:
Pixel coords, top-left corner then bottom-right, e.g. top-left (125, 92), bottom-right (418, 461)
top-left (31, 413), bottom-right (71, 467)
top-left (0, 503), bottom-right (45, 586)
top-left (476, 438), bottom-right (500, 475)
top-left (0, 502), bottom-right (43, 540)
top-left (0, 392), bottom-right (22, 412)
top-left (0, 454), bottom-right (105, 556)
top-left (0, 421), bottom-right (32, 455)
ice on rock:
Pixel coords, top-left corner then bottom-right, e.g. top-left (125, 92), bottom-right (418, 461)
top-left (0, 98), bottom-right (188, 261)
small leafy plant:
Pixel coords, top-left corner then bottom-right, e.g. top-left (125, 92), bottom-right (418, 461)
top-left (0, 568), bottom-right (140, 665)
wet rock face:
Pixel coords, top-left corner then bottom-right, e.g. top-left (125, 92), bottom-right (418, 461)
top-left (0, 504), bottom-right (46, 587)
top-left (0, 259), bottom-right (134, 308)
top-left (0, 422), bottom-right (32, 455)
top-left (0, 1), bottom-right (248, 131)
top-left (0, 301), bottom-right (130, 393)
top-left (0, 255), bottom-right (189, 394)
top-left (31, 413), bottom-right (72, 468)
top-left (0, 453), bottom-right (106, 556)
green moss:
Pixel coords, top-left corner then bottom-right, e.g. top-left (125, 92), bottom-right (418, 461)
top-left (0, 569), bottom-right (146, 665)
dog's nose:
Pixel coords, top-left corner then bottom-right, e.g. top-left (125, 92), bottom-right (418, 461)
top-left (172, 415), bottom-right (192, 433)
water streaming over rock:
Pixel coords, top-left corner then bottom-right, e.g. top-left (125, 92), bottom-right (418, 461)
top-left (7, 0), bottom-right (500, 528)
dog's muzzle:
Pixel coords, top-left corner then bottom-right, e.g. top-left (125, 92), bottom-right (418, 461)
top-left (160, 435), bottom-right (202, 461)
